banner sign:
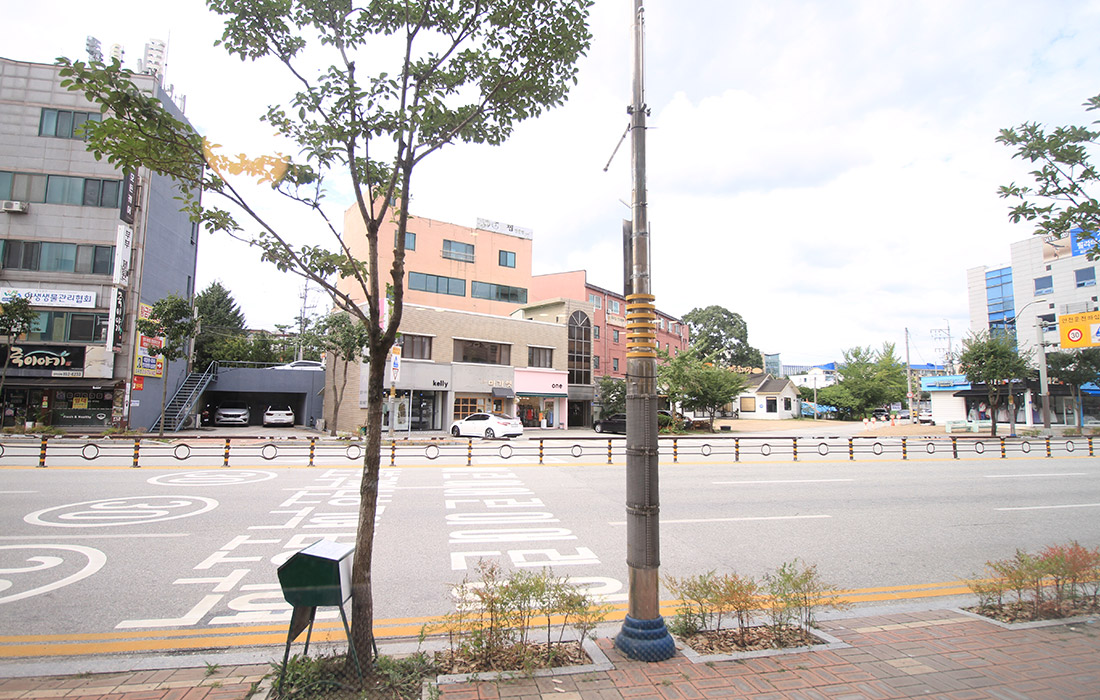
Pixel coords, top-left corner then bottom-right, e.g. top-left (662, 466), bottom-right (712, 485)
top-left (114, 224), bottom-right (133, 287)
top-left (107, 288), bottom-right (125, 353)
top-left (119, 171), bottom-right (137, 225)
top-left (0, 344), bottom-right (85, 375)
top-left (0, 288), bottom-right (96, 308)
top-left (134, 303), bottom-right (164, 378)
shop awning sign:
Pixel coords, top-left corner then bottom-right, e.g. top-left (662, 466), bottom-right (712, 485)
top-left (1058, 310), bottom-right (1100, 348)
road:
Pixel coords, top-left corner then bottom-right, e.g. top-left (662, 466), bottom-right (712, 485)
top-left (1, 448), bottom-right (1097, 666)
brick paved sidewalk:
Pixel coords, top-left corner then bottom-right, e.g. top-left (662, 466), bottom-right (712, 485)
top-left (437, 609), bottom-right (1100, 699)
top-left (0, 664), bottom-right (269, 700)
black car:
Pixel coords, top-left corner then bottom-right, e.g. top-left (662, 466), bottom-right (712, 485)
top-left (658, 409), bottom-right (694, 430)
top-left (593, 413), bottom-right (626, 434)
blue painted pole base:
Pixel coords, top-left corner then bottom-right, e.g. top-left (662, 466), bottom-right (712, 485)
top-left (615, 615), bottom-right (676, 661)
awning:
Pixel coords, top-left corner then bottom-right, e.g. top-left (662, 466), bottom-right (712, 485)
top-left (490, 387), bottom-right (515, 398)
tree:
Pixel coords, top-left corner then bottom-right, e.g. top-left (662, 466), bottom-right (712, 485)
top-left (1046, 348), bottom-right (1100, 429)
top-left (815, 382), bottom-right (859, 420)
top-left (136, 294), bottom-right (199, 437)
top-left (997, 94), bottom-right (1100, 254)
top-left (957, 332), bottom-right (1031, 437)
top-left (658, 348), bottom-right (746, 430)
top-left (596, 375), bottom-right (625, 419)
top-left (193, 281), bottom-right (247, 369)
top-left (682, 305), bottom-right (763, 370)
top-left (58, 0), bottom-right (592, 663)
top-left (0, 296), bottom-right (37, 421)
top-left (313, 312), bottom-right (370, 435)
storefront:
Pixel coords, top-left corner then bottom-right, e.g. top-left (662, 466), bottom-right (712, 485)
top-left (451, 364), bottom-right (515, 420)
top-left (0, 343), bottom-right (120, 428)
top-left (363, 360), bottom-right (452, 432)
top-left (514, 368), bottom-right (568, 429)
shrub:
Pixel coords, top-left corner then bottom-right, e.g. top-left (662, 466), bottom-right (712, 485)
top-left (968, 541), bottom-right (1100, 620)
top-left (764, 559), bottom-right (848, 633)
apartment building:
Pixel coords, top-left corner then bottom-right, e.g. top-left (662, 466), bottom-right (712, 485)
top-left (326, 303), bottom-right (568, 433)
top-left (0, 57), bottom-right (198, 429)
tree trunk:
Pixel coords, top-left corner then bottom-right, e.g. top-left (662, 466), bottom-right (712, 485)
top-left (350, 350), bottom-right (386, 664)
top-left (329, 358), bottom-right (347, 437)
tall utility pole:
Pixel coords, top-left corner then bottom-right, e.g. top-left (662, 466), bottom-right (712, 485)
top-left (931, 321), bottom-right (953, 373)
top-left (905, 328), bottom-right (914, 419)
top-left (614, 0), bottom-right (674, 663)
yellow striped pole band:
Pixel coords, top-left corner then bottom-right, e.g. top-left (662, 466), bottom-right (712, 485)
top-left (626, 293), bottom-right (658, 358)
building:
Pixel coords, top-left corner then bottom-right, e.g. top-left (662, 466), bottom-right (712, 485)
top-left (0, 57), bottom-right (199, 429)
top-left (337, 207), bottom-right (688, 428)
top-left (325, 303), bottom-right (569, 433)
top-left (968, 232), bottom-right (1100, 361)
top-left (735, 374), bottom-right (800, 419)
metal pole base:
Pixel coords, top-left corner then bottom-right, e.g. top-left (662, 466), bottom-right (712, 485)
top-left (615, 615), bottom-right (675, 661)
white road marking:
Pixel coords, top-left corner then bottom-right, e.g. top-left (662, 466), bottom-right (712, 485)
top-left (713, 479), bottom-right (854, 485)
top-left (996, 503), bottom-right (1100, 511)
top-left (0, 534), bottom-right (187, 540)
top-left (0, 491), bottom-right (37, 494)
top-left (609, 515), bottom-right (831, 526)
top-left (0, 545), bottom-right (106, 605)
top-left (984, 473), bottom-right (1087, 478)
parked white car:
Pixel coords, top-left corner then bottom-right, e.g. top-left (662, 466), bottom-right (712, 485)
top-left (450, 413), bottom-right (523, 439)
top-left (214, 401), bottom-right (250, 426)
top-left (270, 360), bottom-right (324, 371)
top-left (262, 405), bottom-right (295, 427)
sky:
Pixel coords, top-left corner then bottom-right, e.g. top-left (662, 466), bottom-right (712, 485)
top-left (6, 1), bottom-right (1100, 366)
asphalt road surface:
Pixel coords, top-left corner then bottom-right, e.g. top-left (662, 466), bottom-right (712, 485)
top-left (1, 448), bottom-right (1097, 665)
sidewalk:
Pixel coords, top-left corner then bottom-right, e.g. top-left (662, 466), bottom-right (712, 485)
top-left (4, 608), bottom-right (1098, 700)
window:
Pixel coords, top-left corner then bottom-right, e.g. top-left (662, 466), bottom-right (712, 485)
top-left (0, 171), bottom-right (118, 207)
top-left (403, 334), bottom-right (432, 360)
top-left (612, 358), bottom-right (619, 372)
top-left (593, 325), bottom-right (600, 339)
top-left (613, 329), bottom-right (620, 343)
top-left (39, 108), bottom-right (101, 139)
top-left (568, 311), bottom-right (591, 385)
top-left (2, 240), bottom-right (113, 275)
top-left (1034, 275), bottom-right (1053, 295)
top-left (499, 250), bottom-right (516, 268)
top-left (409, 271), bottom-right (465, 296)
top-left (471, 281), bottom-right (528, 304)
top-left (608, 300), bottom-right (620, 314)
top-left (454, 396), bottom-right (486, 420)
top-left (26, 311), bottom-right (110, 343)
top-left (669, 322), bottom-right (677, 335)
top-left (593, 355), bottom-right (600, 369)
top-left (395, 231), bottom-right (416, 251)
top-left (1076, 267), bottom-right (1096, 288)
top-left (528, 346), bottom-right (552, 368)
top-left (454, 339), bottom-right (510, 365)
top-left (588, 293), bottom-right (602, 309)
top-left (784, 397), bottom-right (792, 411)
top-left (442, 239), bottom-right (475, 262)
top-left (766, 397), bottom-right (777, 413)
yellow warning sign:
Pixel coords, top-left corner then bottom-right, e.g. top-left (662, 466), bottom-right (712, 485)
top-left (1058, 310), bottom-right (1100, 348)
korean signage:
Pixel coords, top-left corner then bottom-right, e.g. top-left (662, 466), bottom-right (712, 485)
top-left (114, 224), bottom-right (133, 287)
top-left (476, 217), bottom-right (533, 240)
top-left (1070, 227), bottom-right (1100, 258)
top-left (1059, 310), bottom-right (1100, 349)
top-left (119, 171), bottom-right (137, 224)
top-left (134, 303), bottom-right (164, 378)
top-left (0, 345), bottom-right (85, 375)
top-left (107, 288), bottom-right (125, 353)
top-left (389, 346), bottom-right (401, 383)
top-left (0, 288), bottom-right (96, 308)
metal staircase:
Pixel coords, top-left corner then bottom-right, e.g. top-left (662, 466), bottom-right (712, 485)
top-left (149, 362), bottom-right (218, 433)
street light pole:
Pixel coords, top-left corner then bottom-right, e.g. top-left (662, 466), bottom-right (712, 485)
top-left (615, 0), bottom-right (674, 663)
top-left (1036, 322), bottom-right (1052, 429)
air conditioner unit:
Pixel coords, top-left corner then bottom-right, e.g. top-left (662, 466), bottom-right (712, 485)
top-left (1, 200), bottom-right (29, 214)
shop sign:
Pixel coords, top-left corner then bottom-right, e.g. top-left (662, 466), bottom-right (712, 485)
top-left (52, 370), bottom-right (83, 377)
top-left (514, 368), bottom-right (568, 396)
top-left (476, 217), bottom-right (533, 240)
top-left (114, 224), bottom-right (133, 287)
top-left (0, 345), bottom-right (85, 370)
top-left (107, 288), bottom-right (125, 352)
top-left (119, 171), bottom-right (137, 225)
top-left (1, 288), bottom-right (97, 309)
top-left (54, 409), bottom-right (111, 426)
top-left (485, 379), bottom-right (513, 388)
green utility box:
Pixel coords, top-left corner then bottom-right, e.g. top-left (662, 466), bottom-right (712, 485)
top-left (277, 539), bottom-right (354, 608)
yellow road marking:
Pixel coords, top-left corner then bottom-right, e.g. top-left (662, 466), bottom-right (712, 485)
top-left (0, 580), bottom-right (975, 658)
